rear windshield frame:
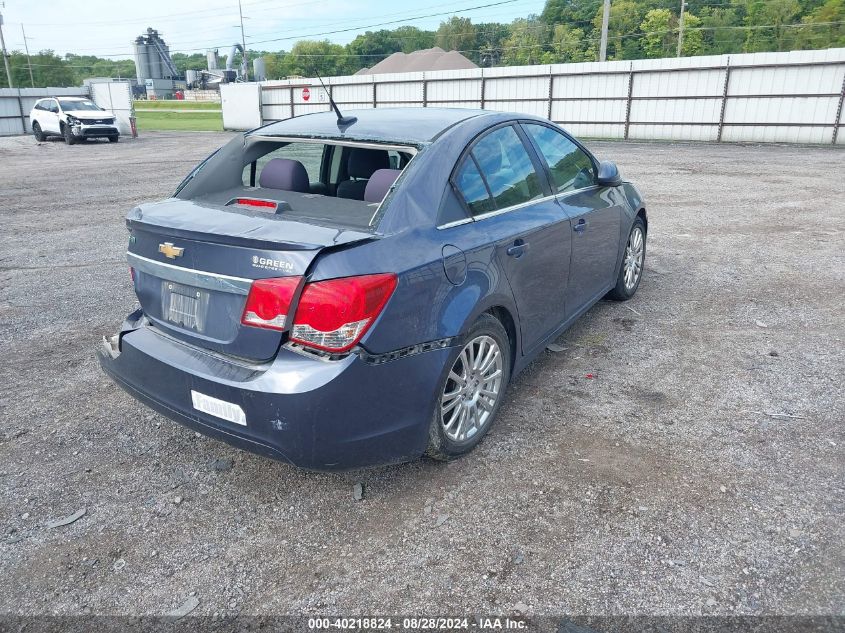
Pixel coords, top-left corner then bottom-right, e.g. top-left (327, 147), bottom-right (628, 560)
top-left (242, 134), bottom-right (420, 227)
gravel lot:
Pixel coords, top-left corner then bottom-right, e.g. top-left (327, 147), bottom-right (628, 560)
top-left (0, 131), bottom-right (843, 618)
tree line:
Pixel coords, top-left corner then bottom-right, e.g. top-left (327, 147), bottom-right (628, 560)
top-left (1, 0), bottom-right (842, 87)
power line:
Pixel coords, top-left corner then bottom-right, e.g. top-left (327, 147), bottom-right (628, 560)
top-left (14, 0), bottom-right (524, 58)
top-left (56, 0), bottom-right (539, 54)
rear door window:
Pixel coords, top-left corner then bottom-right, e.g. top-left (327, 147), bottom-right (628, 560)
top-left (453, 125), bottom-right (544, 216)
top-left (522, 123), bottom-right (595, 194)
top-left (454, 157), bottom-right (495, 216)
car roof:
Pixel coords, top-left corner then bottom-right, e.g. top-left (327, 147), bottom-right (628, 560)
top-left (255, 107), bottom-right (495, 144)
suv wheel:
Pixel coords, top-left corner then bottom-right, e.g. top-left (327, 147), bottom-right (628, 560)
top-left (62, 124), bottom-right (77, 145)
top-left (426, 313), bottom-right (511, 461)
top-left (33, 122), bottom-right (45, 142)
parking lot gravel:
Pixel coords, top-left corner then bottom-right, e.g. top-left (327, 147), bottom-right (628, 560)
top-left (0, 131), bottom-right (843, 617)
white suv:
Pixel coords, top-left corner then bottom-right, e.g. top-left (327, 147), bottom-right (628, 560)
top-left (30, 97), bottom-right (119, 145)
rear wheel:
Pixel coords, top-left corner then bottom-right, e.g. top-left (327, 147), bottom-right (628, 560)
top-left (607, 217), bottom-right (646, 301)
top-left (426, 313), bottom-right (511, 461)
top-left (108, 135), bottom-right (119, 143)
top-left (63, 124), bottom-right (77, 145)
top-left (32, 122), bottom-right (45, 142)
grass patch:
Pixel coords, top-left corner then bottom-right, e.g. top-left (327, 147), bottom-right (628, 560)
top-left (133, 100), bottom-right (221, 111)
top-left (134, 110), bottom-right (223, 132)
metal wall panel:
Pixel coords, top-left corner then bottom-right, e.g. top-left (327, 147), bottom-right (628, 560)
top-left (0, 86), bottom-right (88, 137)
top-left (427, 79), bottom-right (480, 103)
top-left (729, 65), bottom-right (844, 96)
top-left (633, 69), bottom-right (724, 97)
top-left (484, 100), bottom-right (548, 116)
top-left (233, 48), bottom-right (845, 144)
top-left (563, 123), bottom-right (626, 139)
top-left (629, 124), bottom-right (718, 141)
top-left (377, 81), bottom-right (423, 103)
top-left (89, 81), bottom-right (134, 135)
top-left (552, 99), bottom-right (626, 123)
top-left (553, 73), bottom-right (629, 99)
top-left (220, 83), bottom-right (262, 130)
top-left (725, 96), bottom-right (838, 124)
top-left (631, 97), bottom-right (722, 123)
top-left (721, 124), bottom-right (831, 143)
top-left (485, 76), bottom-right (549, 100)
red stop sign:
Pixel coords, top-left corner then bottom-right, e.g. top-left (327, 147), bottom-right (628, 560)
top-left (302, 87), bottom-right (310, 101)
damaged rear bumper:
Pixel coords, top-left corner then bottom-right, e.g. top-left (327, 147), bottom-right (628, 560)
top-left (97, 310), bottom-right (452, 470)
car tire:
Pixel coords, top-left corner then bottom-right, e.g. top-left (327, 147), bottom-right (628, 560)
top-left (62, 124), bottom-right (77, 145)
top-left (33, 122), bottom-right (45, 142)
top-left (607, 216), bottom-right (646, 301)
top-left (108, 135), bottom-right (119, 143)
top-left (426, 313), bottom-right (511, 461)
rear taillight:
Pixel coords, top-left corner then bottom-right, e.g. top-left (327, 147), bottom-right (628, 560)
top-left (290, 273), bottom-right (397, 353)
top-left (241, 277), bottom-right (302, 331)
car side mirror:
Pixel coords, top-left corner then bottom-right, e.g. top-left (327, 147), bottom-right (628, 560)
top-left (596, 160), bottom-right (622, 187)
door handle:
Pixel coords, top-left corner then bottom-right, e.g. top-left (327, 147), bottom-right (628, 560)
top-left (506, 239), bottom-right (528, 258)
top-left (573, 218), bottom-right (587, 233)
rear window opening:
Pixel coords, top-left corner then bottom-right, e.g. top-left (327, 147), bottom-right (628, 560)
top-left (176, 135), bottom-right (418, 231)
top-left (240, 138), bottom-right (416, 228)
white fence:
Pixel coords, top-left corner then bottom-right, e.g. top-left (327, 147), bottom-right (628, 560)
top-left (0, 81), bottom-right (134, 137)
top-left (220, 83), bottom-right (263, 131)
top-left (245, 48), bottom-right (845, 145)
top-left (88, 81), bottom-right (134, 136)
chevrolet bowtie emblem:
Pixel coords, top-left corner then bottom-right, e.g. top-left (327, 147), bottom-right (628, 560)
top-left (158, 242), bottom-right (184, 259)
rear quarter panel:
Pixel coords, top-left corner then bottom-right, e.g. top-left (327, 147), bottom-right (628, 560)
top-left (309, 225), bottom-right (520, 357)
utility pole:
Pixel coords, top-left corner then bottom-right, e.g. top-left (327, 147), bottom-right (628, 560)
top-left (237, 0), bottom-right (248, 81)
top-left (0, 7), bottom-right (13, 89)
top-left (21, 24), bottom-right (33, 87)
top-left (598, 0), bottom-right (611, 62)
top-left (677, 0), bottom-right (687, 57)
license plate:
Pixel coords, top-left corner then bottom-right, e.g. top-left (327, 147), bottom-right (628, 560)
top-left (191, 390), bottom-right (247, 426)
top-left (162, 282), bottom-right (208, 332)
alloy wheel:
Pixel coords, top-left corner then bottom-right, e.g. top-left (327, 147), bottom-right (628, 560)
top-left (440, 335), bottom-right (504, 442)
top-left (623, 225), bottom-right (644, 290)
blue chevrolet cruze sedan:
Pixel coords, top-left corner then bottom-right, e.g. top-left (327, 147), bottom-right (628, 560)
top-left (98, 107), bottom-right (647, 470)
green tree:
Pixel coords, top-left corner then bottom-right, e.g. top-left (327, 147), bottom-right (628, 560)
top-left (592, 0), bottom-right (647, 59)
top-left (542, 0), bottom-right (604, 28)
top-left (744, 0), bottom-right (802, 50)
top-left (0, 50), bottom-right (78, 87)
top-left (171, 53), bottom-right (209, 74)
top-left (347, 29), bottom-right (402, 66)
top-left (698, 6), bottom-right (746, 54)
top-left (501, 16), bottom-right (549, 65)
top-left (435, 16), bottom-right (477, 52)
top-left (392, 26), bottom-right (436, 53)
top-left (475, 22), bottom-right (511, 66)
top-left (799, 0), bottom-right (845, 47)
top-left (279, 40), bottom-right (353, 77)
top-left (548, 24), bottom-right (593, 62)
top-left (640, 9), bottom-right (703, 56)
top-left (640, 8), bottom-right (676, 57)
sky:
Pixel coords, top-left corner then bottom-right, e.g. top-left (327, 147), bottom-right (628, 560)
top-left (0, 0), bottom-right (546, 60)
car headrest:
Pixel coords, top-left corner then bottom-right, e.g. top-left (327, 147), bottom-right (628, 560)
top-left (347, 148), bottom-right (390, 180)
top-left (364, 169), bottom-right (402, 203)
top-left (259, 158), bottom-right (310, 192)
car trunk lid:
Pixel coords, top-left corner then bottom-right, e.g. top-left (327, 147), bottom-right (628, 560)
top-left (126, 198), bottom-right (376, 360)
